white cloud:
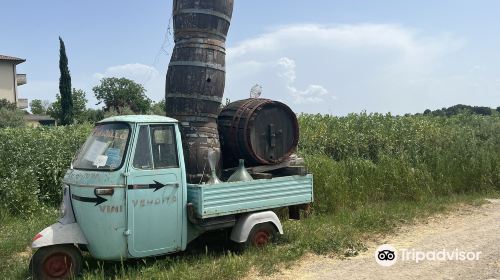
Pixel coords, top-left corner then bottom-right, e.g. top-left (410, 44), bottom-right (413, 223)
top-left (93, 63), bottom-right (160, 83)
top-left (228, 23), bottom-right (463, 66)
top-left (276, 57), bottom-right (329, 104)
top-left (224, 23), bottom-right (482, 115)
top-left (22, 64), bottom-right (166, 109)
top-left (70, 23), bottom-right (497, 115)
top-left (93, 63), bottom-right (165, 102)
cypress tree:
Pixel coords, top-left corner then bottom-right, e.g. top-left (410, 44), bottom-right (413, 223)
top-left (59, 36), bottom-right (73, 125)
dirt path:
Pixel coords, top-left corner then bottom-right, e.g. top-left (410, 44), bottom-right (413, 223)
top-left (257, 199), bottom-right (500, 280)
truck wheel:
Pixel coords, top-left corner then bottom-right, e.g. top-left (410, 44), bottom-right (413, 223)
top-left (30, 245), bottom-right (82, 280)
top-left (246, 223), bottom-right (277, 248)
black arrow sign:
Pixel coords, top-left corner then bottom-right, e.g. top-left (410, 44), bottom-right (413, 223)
top-left (72, 194), bottom-right (107, 206)
top-left (149, 180), bottom-right (166, 192)
top-left (127, 181), bottom-right (172, 191)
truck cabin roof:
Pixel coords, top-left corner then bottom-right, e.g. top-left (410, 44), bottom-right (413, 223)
top-left (98, 115), bottom-right (178, 124)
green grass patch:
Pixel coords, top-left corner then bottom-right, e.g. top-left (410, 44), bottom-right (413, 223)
top-left (1, 191), bottom-right (497, 279)
top-left (0, 209), bottom-right (58, 279)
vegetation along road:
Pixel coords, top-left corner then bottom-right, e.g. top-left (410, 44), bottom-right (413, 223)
top-left (1, 113), bottom-right (499, 279)
top-left (258, 199), bottom-right (500, 280)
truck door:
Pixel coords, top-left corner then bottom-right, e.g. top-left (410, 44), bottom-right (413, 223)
top-left (126, 124), bottom-right (182, 257)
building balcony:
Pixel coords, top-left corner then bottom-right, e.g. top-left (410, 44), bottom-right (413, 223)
top-left (17, 98), bottom-right (28, 109)
top-left (16, 73), bottom-right (27, 86)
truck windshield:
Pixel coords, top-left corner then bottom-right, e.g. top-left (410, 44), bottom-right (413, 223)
top-left (73, 123), bottom-right (130, 171)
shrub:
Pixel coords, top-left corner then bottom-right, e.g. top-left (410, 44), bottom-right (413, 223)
top-left (1, 113), bottom-right (499, 216)
top-left (0, 124), bottom-right (92, 214)
top-left (0, 108), bottom-right (25, 128)
top-left (0, 99), bottom-right (17, 110)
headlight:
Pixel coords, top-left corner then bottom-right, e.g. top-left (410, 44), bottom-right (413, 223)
top-left (59, 186), bottom-right (67, 218)
top-left (59, 200), bottom-right (66, 218)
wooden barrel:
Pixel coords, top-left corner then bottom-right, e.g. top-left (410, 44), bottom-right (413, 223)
top-left (172, 0), bottom-right (233, 41)
top-left (165, 39), bottom-right (226, 120)
top-left (165, 0), bottom-right (233, 183)
top-left (218, 98), bottom-right (299, 167)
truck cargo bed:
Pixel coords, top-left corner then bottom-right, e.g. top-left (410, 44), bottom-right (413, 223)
top-left (187, 174), bottom-right (313, 219)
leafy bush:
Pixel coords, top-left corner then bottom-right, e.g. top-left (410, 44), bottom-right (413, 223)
top-left (1, 114), bottom-right (499, 216)
top-left (0, 99), bottom-right (18, 110)
top-left (0, 124), bottom-right (92, 214)
top-left (0, 108), bottom-right (25, 128)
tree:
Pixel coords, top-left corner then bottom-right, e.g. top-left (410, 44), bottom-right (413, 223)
top-left (59, 37), bottom-right (73, 125)
top-left (497, 106), bottom-right (500, 113)
top-left (423, 104), bottom-right (496, 117)
top-left (151, 99), bottom-right (166, 115)
top-left (30, 99), bottom-right (51, 115)
top-left (92, 77), bottom-right (151, 114)
top-left (103, 106), bottom-right (137, 118)
top-left (81, 108), bottom-right (105, 123)
top-left (471, 106), bottom-right (492, 116)
top-left (48, 88), bottom-right (88, 123)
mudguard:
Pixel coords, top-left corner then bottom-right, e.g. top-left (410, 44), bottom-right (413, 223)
top-left (32, 222), bottom-right (88, 249)
top-left (230, 211), bottom-right (283, 243)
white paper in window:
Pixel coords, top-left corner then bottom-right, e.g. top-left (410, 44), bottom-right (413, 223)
top-left (93, 155), bottom-right (108, 168)
top-left (84, 140), bottom-right (108, 162)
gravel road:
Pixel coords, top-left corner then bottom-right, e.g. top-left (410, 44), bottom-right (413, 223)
top-left (257, 199), bottom-right (500, 280)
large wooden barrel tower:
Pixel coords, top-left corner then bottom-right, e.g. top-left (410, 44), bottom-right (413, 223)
top-left (166, 0), bottom-right (234, 183)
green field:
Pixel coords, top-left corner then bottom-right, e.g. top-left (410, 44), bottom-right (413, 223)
top-left (1, 113), bottom-right (499, 279)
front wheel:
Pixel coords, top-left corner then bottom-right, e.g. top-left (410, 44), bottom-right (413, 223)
top-left (30, 245), bottom-right (83, 280)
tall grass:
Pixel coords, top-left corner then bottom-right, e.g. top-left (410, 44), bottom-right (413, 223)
top-left (0, 113), bottom-right (499, 279)
top-left (299, 113), bottom-right (500, 214)
top-left (1, 114), bottom-right (497, 216)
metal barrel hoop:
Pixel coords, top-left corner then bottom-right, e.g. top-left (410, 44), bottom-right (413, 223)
top-left (173, 8), bottom-right (232, 23)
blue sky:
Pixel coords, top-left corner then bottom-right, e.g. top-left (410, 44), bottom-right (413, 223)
top-left (1, 0), bottom-right (499, 115)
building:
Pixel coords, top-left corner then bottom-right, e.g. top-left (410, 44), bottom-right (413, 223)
top-left (0, 54), bottom-right (28, 109)
top-left (0, 54), bottom-right (56, 127)
top-left (24, 114), bottom-right (57, 127)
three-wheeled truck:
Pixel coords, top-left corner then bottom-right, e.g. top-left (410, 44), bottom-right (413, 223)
top-left (30, 115), bottom-right (313, 279)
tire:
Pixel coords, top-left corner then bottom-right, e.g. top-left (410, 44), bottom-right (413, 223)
top-left (30, 245), bottom-right (83, 280)
top-left (245, 223), bottom-right (277, 248)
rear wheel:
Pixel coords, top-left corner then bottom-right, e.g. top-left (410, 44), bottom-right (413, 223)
top-left (30, 245), bottom-right (82, 280)
top-left (246, 223), bottom-right (277, 248)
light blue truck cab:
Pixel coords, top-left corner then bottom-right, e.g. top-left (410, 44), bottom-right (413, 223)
top-left (30, 115), bottom-right (313, 279)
